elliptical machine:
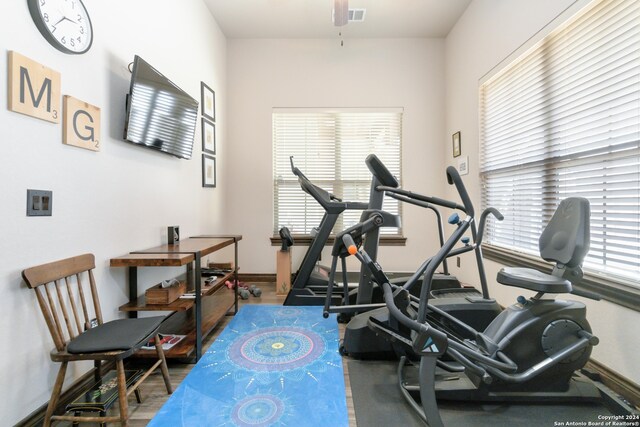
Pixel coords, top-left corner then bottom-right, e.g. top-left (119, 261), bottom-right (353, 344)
top-left (324, 157), bottom-right (502, 358)
top-left (342, 166), bottom-right (628, 426)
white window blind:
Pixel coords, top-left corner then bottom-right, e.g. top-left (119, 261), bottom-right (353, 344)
top-left (273, 109), bottom-right (402, 236)
top-left (480, 0), bottom-right (640, 286)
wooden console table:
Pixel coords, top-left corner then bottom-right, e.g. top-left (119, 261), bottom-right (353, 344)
top-left (110, 235), bottom-right (241, 361)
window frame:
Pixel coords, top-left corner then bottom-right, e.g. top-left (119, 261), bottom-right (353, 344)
top-left (272, 108), bottom-right (404, 239)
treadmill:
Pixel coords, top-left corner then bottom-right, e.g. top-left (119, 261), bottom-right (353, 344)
top-left (283, 157), bottom-right (369, 306)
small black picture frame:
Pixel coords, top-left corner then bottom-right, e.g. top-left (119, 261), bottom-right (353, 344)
top-left (201, 82), bottom-right (215, 121)
top-left (202, 154), bottom-right (216, 188)
top-left (452, 131), bottom-right (461, 158)
top-left (201, 118), bottom-right (216, 155)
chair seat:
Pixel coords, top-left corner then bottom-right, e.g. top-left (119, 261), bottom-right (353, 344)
top-left (497, 267), bottom-right (572, 294)
top-left (67, 316), bottom-right (165, 354)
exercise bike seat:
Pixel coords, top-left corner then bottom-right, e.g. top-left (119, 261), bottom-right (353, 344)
top-left (496, 197), bottom-right (590, 294)
top-left (497, 267), bottom-right (571, 293)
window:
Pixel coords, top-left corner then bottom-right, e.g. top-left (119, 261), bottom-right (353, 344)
top-left (273, 109), bottom-right (402, 237)
top-left (480, 0), bottom-right (640, 295)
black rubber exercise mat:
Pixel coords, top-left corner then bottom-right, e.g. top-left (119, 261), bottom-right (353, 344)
top-left (348, 359), bottom-right (618, 427)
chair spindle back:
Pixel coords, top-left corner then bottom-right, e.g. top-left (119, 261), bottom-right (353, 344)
top-left (22, 254), bottom-right (103, 352)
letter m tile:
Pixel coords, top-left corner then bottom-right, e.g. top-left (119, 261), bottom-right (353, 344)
top-left (8, 51), bottom-right (61, 123)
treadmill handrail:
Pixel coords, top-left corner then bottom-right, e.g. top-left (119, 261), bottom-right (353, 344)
top-left (289, 156), bottom-right (368, 212)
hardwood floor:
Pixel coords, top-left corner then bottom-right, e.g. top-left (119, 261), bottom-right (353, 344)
top-left (86, 282), bottom-right (357, 426)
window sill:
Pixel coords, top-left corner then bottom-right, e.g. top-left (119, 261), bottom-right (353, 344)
top-left (483, 245), bottom-right (640, 313)
top-left (270, 235), bottom-right (406, 247)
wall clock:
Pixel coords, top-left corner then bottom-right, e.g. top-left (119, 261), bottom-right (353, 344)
top-left (27, 0), bottom-right (93, 54)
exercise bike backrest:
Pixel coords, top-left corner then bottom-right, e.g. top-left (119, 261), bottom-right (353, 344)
top-left (539, 197), bottom-right (590, 269)
top-left (496, 197), bottom-right (598, 299)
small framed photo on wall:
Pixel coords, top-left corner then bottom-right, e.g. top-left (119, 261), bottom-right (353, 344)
top-left (202, 118), bottom-right (216, 155)
top-left (201, 82), bottom-right (215, 121)
top-left (452, 131), bottom-right (461, 158)
top-left (202, 154), bottom-right (216, 188)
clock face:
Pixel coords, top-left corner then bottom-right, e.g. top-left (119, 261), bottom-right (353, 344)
top-left (28, 0), bottom-right (93, 54)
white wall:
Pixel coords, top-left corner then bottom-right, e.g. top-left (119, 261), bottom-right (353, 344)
top-left (444, 0), bottom-right (640, 384)
top-left (226, 38), bottom-right (448, 274)
top-left (0, 0), bottom-right (227, 423)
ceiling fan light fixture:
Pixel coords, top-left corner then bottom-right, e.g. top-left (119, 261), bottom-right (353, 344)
top-left (334, 0), bottom-right (349, 26)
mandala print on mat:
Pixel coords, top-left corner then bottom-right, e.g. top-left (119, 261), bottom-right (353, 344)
top-left (149, 306), bottom-right (348, 427)
top-left (230, 326), bottom-right (325, 372)
top-left (231, 394), bottom-right (285, 427)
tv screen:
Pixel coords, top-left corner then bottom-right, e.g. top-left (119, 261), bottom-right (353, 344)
top-left (123, 55), bottom-right (199, 159)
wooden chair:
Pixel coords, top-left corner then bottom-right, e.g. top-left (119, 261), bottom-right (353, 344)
top-left (22, 253), bottom-right (173, 426)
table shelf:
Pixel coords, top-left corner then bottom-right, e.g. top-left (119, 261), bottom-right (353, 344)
top-left (110, 235), bottom-right (241, 361)
top-left (118, 270), bottom-right (235, 312)
top-left (130, 287), bottom-right (236, 359)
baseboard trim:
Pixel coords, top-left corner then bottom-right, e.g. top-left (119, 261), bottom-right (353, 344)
top-left (239, 273), bottom-right (276, 282)
top-left (586, 360), bottom-right (640, 409)
top-left (16, 361), bottom-right (115, 427)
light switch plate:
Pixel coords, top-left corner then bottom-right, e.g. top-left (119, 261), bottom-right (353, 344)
top-left (27, 189), bottom-right (52, 216)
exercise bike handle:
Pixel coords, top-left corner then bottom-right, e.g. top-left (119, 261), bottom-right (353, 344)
top-left (446, 166), bottom-right (474, 218)
top-left (476, 207), bottom-right (504, 246)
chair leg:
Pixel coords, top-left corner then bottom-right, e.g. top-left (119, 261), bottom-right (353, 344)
top-left (44, 361), bottom-right (68, 427)
top-left (154, 334), bottom-right (173, 394)
top-left (134, 387), bottom-right (142, 404)
top-left (94, 360), bottom-right (102, 381)
top-left (116, 360), bottom-right (129, 426)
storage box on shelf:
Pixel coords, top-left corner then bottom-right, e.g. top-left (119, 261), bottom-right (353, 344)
top-left (145, 280), bottom-right (186, 305)
top-left (110, 235), bottom-right (242, 361)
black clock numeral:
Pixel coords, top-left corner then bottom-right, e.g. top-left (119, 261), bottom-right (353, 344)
top-left (77, 36), bottom-right (81, 43)
top-left (61, 36), bottom-right (66, 44)
top-left (40, 0), bottom-right (46, 6)
top-left (80, 26), bottom-right (84, 34)
top-left (70, 38), bottom-right (75, 47)
top-left (43, 13), bottom-right (49, 22)
top-left (77, 14), bottom-right (82, 22)
top-left (71, 1), bottom-right (75, 8)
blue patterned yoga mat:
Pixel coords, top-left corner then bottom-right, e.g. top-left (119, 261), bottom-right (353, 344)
top-left (149, 305), bottom-right (348, 427)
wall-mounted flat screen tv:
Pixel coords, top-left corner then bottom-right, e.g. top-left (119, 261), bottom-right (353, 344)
top-left (123, 55), bottom-right (198, 159)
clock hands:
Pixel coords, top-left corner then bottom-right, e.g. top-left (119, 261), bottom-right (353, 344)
top-left (51, 15), bottom-right (78, 33)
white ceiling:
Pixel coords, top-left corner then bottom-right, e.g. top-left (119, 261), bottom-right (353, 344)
top-left (204, 0), bottom-right (472, 39)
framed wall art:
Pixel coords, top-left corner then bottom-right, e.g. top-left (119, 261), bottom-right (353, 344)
top-left (452, 131), bottom-right (461, 158)
top-left (202, 154), bottom-right (216, 188)
top-left (201, 82), bottom-right (215, 121)
top-left (202, 118), bottom-right (216, 155)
